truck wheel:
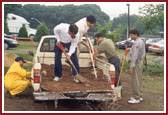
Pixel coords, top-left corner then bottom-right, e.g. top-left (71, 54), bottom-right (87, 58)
top-left (92, 100), bottom-right (120, 111)
top-left (29, 34), bottom-right (34, 38)
top-left (4, 43), bottom-right (9, 50)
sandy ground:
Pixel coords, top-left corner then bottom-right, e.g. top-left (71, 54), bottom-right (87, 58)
top-left (4, 71), bottom-right (164, 111)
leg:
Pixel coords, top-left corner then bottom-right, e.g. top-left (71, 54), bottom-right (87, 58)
top-left (10, 80), bottom-right (30, 96)
top-left (54, 44), bottom-right (62, 78)
top-left (71, 48), bottom-right (80, 76)
top-left (109, 56), bottom-right (121, 87)
top-left (64, 43), bottom-right (80, 76)
top-left (132, 60), bottom-right (143, 99)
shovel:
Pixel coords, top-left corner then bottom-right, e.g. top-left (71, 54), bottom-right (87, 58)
top-left (117, 50), bottom-right (127, 87)
top-left (86, 36), bottom-right (98, 79)
top-left (57, 43), bottom-right (89, 84)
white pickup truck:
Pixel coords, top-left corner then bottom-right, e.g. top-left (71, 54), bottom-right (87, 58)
top-left (31, 35), bottom-right (122, 110)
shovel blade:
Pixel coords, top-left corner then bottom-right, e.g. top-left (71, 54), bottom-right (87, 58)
top-left (76, 74), bottom-right (89, 84)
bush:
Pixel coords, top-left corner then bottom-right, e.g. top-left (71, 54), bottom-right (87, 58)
top-left (4, 20), bottom-right (9, 34)
top-left (34, 22), bottom-right (49, 42)
top-left (18, 25), bottom-right (28, 38)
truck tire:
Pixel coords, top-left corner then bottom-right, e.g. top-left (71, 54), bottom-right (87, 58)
top-left (92, 100), bottom-right (120, 111)
top-left (4, 43), bottom-right (9, 50)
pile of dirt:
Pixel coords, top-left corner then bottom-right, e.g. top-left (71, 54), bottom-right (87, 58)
top-left (41, 64), bottom-right (112, 93)
top-left (4, 52), bottom-right (18, 67)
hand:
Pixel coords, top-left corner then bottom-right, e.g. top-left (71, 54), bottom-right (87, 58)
top-left (127, 68), bottom-right (133, 74)
top-left (87, 45), bottom-right (91, 51)
top-left (125, 48), bottom-right (130, 56)
top-left (85, 35), bottom-right (89, 42)
top-left (93, 52), bottom-right (97, 59)
top-left (66, 54), bottom-right (70, 60)
top-left (56, 41), bottom-right (61, 46)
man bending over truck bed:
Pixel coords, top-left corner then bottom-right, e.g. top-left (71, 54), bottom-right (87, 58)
top-left (93, 33), bottom-right (121, 87)
top-left (53, 23), bottom-right (80, 83)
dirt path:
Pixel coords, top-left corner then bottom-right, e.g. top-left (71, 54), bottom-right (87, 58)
top-left (4, 71), bottom-right (164, 111)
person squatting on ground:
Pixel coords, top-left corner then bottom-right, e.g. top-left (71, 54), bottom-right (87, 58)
top-left (53, 23), bottom-right (80, 83)
top-left (4, 56), bottom-right (32, 97)
top-left (125, 29), bottom-right (145, 104)
top-left (93, 33), bottom-right (121, 87)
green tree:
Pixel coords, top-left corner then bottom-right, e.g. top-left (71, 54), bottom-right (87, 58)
top-left (139, 4), bottom-right (164, 35)
top-left (18, 25), bottom-right (28, 38)
top-left (34, 22), bottom-right (49, 41)
top-left (95, 22), bottom-right (120, 42)
top-left (4, 4), bottom-right (21, 19)
top-left (12, 4), bottom-right (110, 32)
top-left (95, 22), bottom-right (112, 37)
top-left (4, 20), bottom-right (9, 34)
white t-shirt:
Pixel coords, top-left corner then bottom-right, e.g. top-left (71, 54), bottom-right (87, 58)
top-left (75, 17), bottom-right (89, 42)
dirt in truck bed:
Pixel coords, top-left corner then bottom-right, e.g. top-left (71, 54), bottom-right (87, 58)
top-left (40, 64), bottom-right (112, 93)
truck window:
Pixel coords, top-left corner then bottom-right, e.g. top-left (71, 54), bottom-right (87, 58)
top-left (12, 17), bottom-right (16, 20)
top-left (40, 38), bottom-right (55, 52)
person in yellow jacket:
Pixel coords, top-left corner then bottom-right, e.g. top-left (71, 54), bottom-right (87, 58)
top-left (5, 56), bottom-right (32, 97)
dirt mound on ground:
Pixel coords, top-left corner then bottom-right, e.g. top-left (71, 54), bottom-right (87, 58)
top-left (4, 52), bottom-right (18, 67)
top-left (41, 64), bottom-right (112, 93)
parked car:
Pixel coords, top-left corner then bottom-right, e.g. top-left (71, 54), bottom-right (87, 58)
top-left (4, 37), bottom-right (19, 50)
top-left (148, 39), bottom-right (164, 55)
top-left (145, 38), bottom-right (162, 52)
top-left (125, 37), bottom-right (146, 48)
top-left (116, 40), bottom-right (127, 49)
top-left (125, 38), bottom-right (134, 48)
top-left (4, 33), bottom-right (15, 38)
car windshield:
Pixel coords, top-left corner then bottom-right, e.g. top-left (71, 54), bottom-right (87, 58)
top-left (156, 39), bottom-right (164, 44)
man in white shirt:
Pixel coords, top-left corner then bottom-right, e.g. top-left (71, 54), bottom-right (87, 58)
top-left (75, 15), bottom-right (96, 52)
top-left (53, 23), bottom-right (80, 82)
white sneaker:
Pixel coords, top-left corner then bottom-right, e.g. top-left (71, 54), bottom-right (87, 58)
top-left (53, 77), bottom-right (61, 81)
top-left (128, 97), bottom-right (140, 104)
top-left (73, 77), bottom-right (79, 83)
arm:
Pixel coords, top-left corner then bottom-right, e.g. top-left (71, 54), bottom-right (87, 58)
top-left (53, 25), bottom-right (62, 46)
top-left (15, 66), bottom-right (27, 78)
top-left (67, 34), bottom-right (79, 57)
top-left (128, 45), bottom-right (139, 74)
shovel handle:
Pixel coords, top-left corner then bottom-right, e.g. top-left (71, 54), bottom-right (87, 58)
top-left (57, 43), bottom-right (79, 74)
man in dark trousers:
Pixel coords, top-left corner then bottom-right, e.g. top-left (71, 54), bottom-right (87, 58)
top-left (125, 29), bottom-right (145, 104)
top-left (53, 23), bottom-right (80, 83)
top-left (93, 33), bottom-right (121, 87)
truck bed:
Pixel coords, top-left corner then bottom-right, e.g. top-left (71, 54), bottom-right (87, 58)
top-left (40, 64), bottom-right (112, 93)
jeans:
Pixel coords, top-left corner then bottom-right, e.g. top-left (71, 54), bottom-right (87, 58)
top-left (54, 41), bottom-right (80, 78)
top-left (108, 56), bottom-right (121, 87)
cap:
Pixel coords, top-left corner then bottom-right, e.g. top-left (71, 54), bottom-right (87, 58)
top-left (15, 56), bottom-right (26, 63)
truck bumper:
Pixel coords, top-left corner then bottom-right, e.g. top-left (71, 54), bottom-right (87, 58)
top-left (33, 86), bottom-right (122, 101)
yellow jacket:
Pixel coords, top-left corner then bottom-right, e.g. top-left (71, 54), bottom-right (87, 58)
top-left (4, 62), bottom-right (31, 95)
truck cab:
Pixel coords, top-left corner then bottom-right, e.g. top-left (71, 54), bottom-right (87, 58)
top-left (7, 13), bottom-right (36, 37)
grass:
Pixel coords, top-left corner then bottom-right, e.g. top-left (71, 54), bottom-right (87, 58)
top-left (12, 40), bottom-right (38, 51)
top-left (4, 67), bottom-right (9, 75)
top-left (15, 53), bottom-right (33, 62)
top-left (116, 48), bottom-right (164, 77)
